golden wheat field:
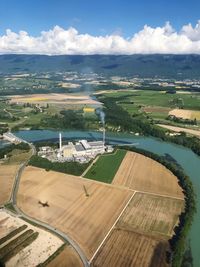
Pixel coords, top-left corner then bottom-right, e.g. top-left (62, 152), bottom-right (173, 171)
top-left (47, 246), bottom-right (83, 267)
top-left (91, 228), bottom-right (169, 267)
top-left (0, 164), bottom-right (19, 205)
top-left (117, 192), bottom-right (184, 239)
top-left (17, 166), bottom-right (132, 259)
top-left (112, 151), bottom-right (184, 199)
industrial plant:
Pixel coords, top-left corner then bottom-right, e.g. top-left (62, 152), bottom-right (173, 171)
top-left (38, 131), bottom-right (113, 163)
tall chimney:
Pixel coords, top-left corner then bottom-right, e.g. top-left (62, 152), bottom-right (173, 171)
top-left (59, 133), bottom-right (62, 152)
top-left (103, 128), bottom-right (105, 148)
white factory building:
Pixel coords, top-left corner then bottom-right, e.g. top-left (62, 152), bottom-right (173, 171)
top-left (58, 133), bottom-right (113, 163)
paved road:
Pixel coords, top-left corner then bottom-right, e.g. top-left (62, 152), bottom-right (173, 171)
top-left (8, 135), bottom-right (90, 267)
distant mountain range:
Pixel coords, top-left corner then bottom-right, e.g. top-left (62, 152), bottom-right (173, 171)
top-left (0, 54), bottom-right (200, 78)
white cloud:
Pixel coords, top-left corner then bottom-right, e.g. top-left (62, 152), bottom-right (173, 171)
top-left (1, 22), bottom-right (200, 55)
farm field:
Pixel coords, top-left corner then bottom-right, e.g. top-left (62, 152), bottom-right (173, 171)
top-left (106, 90), bottom-right (200, 110)
top-left (157, 124), bottom-right (200, 138)
top-left (169, 108), bottom-right (200, 120)
top-left (17, 166), bottom-right (132, 259)
top-left (9, 93), bottom-right (101, 105)
top-left (0, 164), bottom-right (19, 205)
top-left (84, 149), bottom-right (127, 183)
top-left (47, 246), bottom-right (83, 267)
top-left (0, 149), bottom-right (32, 205)
top-left (102, 90), bottom-right (200, 122)
top-left (117, 192), bottom-right (184, 239)
top-left (0, 210), bottom-right (63, 267)
top-left (91, 228), bottom-right (169, 267)
top-left (142, 106), bottom-right (171, 119)
top-left (112, 151), bottom-right (184, 199)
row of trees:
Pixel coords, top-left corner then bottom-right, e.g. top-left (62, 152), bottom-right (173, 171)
top-left (29, 155), bottom-right (89, 176)
top-left (122, 146), bottom-right (196, 267)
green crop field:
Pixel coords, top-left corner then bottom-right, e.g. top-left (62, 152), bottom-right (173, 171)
top-left (84, 149), bottom-right (126, 183)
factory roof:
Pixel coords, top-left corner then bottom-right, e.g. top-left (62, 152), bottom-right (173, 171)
top-left (89, 141), bottom-right (104, 147)
top-left (75, 144), bottom-right (85, 152)
top-left (80, 140), bottom-right (91, 150)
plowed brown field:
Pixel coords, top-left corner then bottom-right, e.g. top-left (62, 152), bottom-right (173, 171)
top-left (17, 166), bottom-right (132, 259)
top-left (47, 246), bottom-right (83, 267)
top-left (112, 151), bottom-right (184, 199)
top-left (0, 164), bottom-right (19, 205)
top-left (117, 192), bottom-right (184, 239)
top-left (91, 228), bottom-right (169, 267)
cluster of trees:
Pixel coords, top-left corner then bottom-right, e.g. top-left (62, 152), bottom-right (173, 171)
top-left (167, 115), bottom-right (197, 125)
top-left (29, 155), bottom-right (89, 176)
top-left (122, 146), bottom-right (196, 267)
top-left (100, 96), bottom-right (166, 137)
top-left (41, 110), bottom-right (86, 129)
top-left (0, 124), bottom-right (8, 135)
top-left (0, 143), bottom-right (30, 159)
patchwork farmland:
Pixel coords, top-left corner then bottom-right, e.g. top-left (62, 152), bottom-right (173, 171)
top-left (15, 149), bottom-right (184, 266)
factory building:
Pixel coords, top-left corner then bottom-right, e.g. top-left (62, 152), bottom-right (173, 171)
top-left (59, 132), bottom-right (113, 163)
top-left (38, 132), bottom-right (113, 163)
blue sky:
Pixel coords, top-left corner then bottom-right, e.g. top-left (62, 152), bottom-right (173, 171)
top-left (0, 0), bottom-right (200, 36)
top-left (0, 0), bottom-right (200, 54)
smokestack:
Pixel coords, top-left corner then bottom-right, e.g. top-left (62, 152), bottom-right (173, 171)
top-left (59, 133), bottom-right (62, 152)
top-left (103, 128), bottom-right (105, 148)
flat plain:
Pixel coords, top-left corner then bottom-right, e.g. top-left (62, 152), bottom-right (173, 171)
top-left (17, 166), bottom-right (132, 259)
top-left (47, 246), bottom-right (83, 267)
top-left (84, 149), bottom-right (127, 183)
top-left (169, 108), bottom-right (200, 120)
top-left (0, 164), bottom-right (19, 205)
top-left (112, 151), bottom-right (184, 199)
top-left (91, 228), bottom-right (169, 267)
top-left (117, 192), bottom-right (184, 239)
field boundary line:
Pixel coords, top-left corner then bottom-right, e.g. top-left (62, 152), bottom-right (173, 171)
top-left (134, 190), bottom-right (185, 201)
top-left (81, 155), bottom-right (100, 177)
top-left (89, 191), bottom-right (136, 263)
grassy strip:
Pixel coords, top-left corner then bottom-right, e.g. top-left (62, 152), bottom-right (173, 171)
top-left (0, 229), bottom-right (34, 259)
top-left (2, 232), bottom-right (39, 263)
top-left (123, 146), bottom-right (196, 267)
top-left (37, 243), bottom-right (67, 267)
top-left (0, 225), bottom-right (27, 246)
top-left (84, 149), bottom-right (126, 183)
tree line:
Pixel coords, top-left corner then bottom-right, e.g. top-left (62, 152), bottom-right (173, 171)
top-left (29, 155), bottom-right (89, 176)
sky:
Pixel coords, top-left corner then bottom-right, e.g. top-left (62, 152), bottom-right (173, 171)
top-left (0, 0), bottom-right (200, 55)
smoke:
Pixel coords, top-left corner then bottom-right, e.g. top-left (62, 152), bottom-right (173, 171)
top-left (99, 110), bottom-right (105, 125)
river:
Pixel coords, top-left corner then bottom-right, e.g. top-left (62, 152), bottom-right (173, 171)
top-left (2, 129), bottom-right (200, 266)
